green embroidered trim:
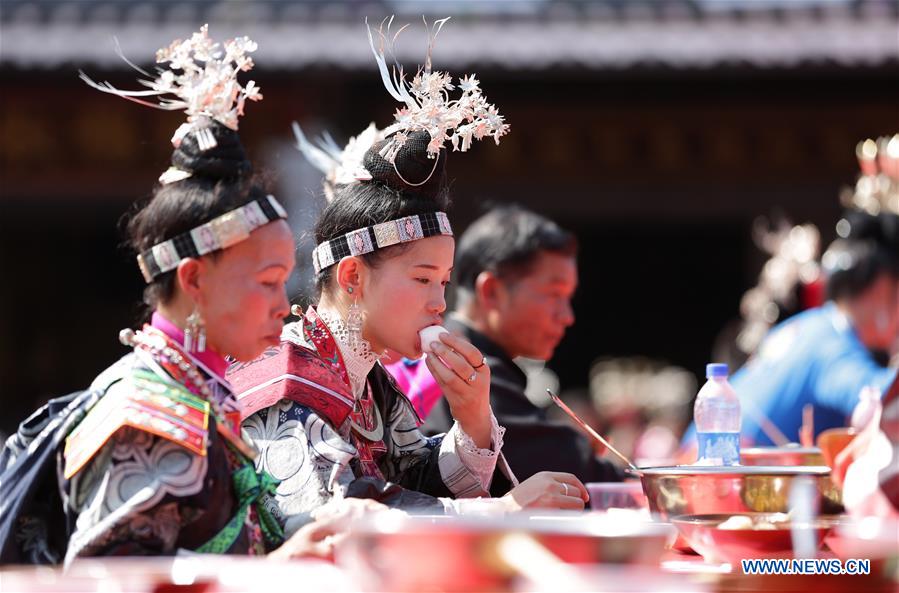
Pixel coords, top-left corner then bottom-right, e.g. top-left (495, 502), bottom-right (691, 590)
top-left (68, 370), bottom-right (207, 444)
top-left (195, 463), bottom-right (284, 553)
top-left (129, 369), bottom-right (210, 412)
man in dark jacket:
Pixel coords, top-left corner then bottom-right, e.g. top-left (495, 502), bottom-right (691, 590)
top-left (411, 205), bottom-right (623, 490)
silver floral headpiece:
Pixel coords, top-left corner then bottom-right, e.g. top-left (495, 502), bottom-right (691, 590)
top-left (292, 122), bottom-right (380, 201)
top-left (367, 17), bottom-right (510, 169)
top-left (80, 25), bottom-right (263, 184)
top-left (737, 218), bottom-right (821, 356)
top-left (842, 134), bottom-right (899, 216)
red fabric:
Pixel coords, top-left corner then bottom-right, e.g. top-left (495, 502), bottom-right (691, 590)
top-left (800, 277), bottom-right (826, 310)
top-left (228, 308), bottom-right (388, 481)
top-left (302, 307), bottom-right (349, 385)
top-left (228, 341), bottom-right (354, 430)
top-left (300, 307), bottom-right (386, 479)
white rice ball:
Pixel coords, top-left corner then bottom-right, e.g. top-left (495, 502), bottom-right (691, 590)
top-left (420, 325), bottom-right (449, 354)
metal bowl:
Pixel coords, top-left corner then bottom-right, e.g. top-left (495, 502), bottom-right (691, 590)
top-left (741, 446), bottom-right (825, 467)
top-left (337, 511), bottom-right (674, 592)
top-left (637, 465), bottom-right (842, 519)
top-left (671, 512), bottom-right (840, 564)
top-left (636, 465), bottom-right (842, 551)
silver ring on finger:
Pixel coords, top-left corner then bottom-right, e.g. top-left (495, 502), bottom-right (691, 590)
top-left (563, 483), bottom-right (569, 496)
top-left (467, 371), bottom-right (477, 384)
top-left (473, 356), bottom-right (487, 370)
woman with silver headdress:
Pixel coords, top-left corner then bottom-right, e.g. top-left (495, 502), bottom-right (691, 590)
top-left (228, 18), bottom-right (588, 536)
top-left (0, 27), bottom-right (380, 565)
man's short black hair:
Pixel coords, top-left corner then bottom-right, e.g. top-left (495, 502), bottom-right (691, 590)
top-left (455, 204), bottom-right (578, 291)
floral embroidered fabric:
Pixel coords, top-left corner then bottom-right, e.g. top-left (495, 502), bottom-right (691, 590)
top-left (234, 317), bottom-right (512, 535)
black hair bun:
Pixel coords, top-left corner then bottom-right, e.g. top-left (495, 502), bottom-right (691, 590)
top-left (878, 212), bottom-right (899, 251)
top-left (363, 130), bottom-right (446, 199)
top-left (171, 120), bottom-right (252, 180)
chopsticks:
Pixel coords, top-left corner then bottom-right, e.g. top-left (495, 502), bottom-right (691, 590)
top-left (741, 397), bottom-right (791, 447)
top-left (800, 404), bottom-right (815, 447)
top-left (547, 389), bottom-right (639, 472)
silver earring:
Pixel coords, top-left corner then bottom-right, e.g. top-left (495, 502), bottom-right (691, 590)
top-left (346, 290), bottom-right (363, 351)
top-left (184, 308), bottom-right (206, 353)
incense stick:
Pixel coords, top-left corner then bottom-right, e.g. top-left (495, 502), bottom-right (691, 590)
top-left (547, 389), bottom-right (638, 471)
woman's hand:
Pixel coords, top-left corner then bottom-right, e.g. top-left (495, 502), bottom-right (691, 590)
top-left (501, 471), bottom-right (589, 511)
top-left (268, 498), bottom-right (390, 561)
top-left (425, 332), bottom-right (492, 448)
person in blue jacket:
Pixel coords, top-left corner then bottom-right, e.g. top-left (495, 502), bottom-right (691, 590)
top-left (685, 209), bottom-right (899, 447)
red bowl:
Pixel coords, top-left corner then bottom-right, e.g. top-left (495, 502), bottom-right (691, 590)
top-left (671, 512), bottom-right (840, 565)
top-left (816, 428), bottom-right (857, 469)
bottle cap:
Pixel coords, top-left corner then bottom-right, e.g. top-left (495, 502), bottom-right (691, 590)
top-left (706, 363), bottom-right (729, 378)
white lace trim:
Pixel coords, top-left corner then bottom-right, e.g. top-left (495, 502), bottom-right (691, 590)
top-left (448, 413), bottom-right (505, 493)
top-left (316, 306), bottom-right (380, 399)
top-left (455, 413), bottom-right (505, 459)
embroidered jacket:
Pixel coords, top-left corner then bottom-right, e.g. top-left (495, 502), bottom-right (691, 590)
top-left (228, 307), bottom-right (514, 535)
top-left (57, 324), bottom-right (280, 564)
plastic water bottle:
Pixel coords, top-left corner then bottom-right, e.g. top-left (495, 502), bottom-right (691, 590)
top-left (694, 363), bottom-right (742, 465)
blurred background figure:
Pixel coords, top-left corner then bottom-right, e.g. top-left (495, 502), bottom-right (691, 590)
top-left (684, 134), bottom-right (899, 450)
top-left (586, 357), bottom-right (696, 466)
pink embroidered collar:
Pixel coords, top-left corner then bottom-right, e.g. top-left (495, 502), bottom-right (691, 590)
top-left (151, 311), bottom-right (229, 381)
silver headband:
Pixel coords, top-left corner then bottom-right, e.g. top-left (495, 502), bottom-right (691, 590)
top-left (137, 195), bottom-right (288, 283)
top-left (312, 211), bottom-right (452, 274)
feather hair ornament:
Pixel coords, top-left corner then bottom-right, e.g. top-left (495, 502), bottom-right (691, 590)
top-left (292, 121), bottom-right (379, 201)
top-left (366, 16), bottom-right (510, 167)
top-left (79, 25), bottom-right (263, 151)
